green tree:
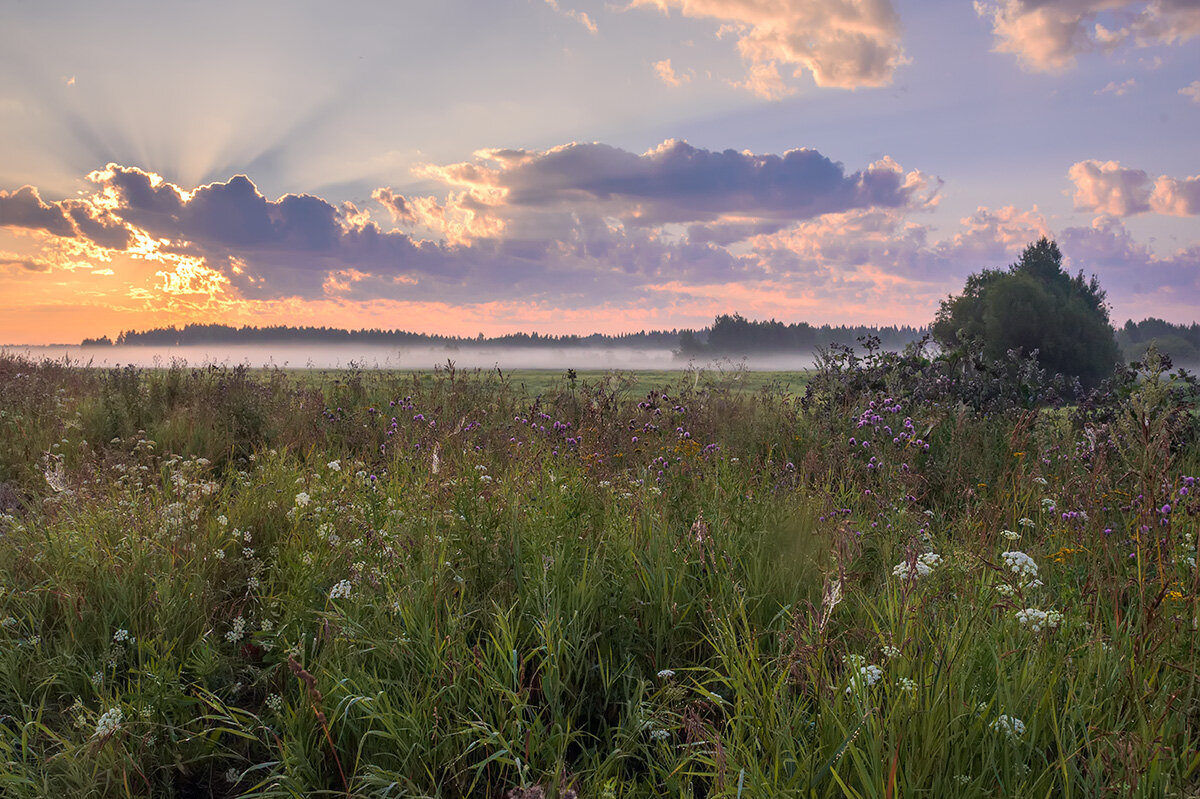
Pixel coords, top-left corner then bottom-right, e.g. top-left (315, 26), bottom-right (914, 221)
top-left (931, 238), bottom-right (1119, 387)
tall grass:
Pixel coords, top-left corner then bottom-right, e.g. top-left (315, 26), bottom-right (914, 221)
top-left (0, 350), bottom-right (1197, 797)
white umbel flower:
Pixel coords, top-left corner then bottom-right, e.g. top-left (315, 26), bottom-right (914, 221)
top-left (892, 552), bottom-right (941, 580)
top-left (93, 707), bottom-right (123, 739)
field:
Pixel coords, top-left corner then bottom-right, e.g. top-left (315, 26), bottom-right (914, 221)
top-left (1, 352), bottom-right (1198, 797)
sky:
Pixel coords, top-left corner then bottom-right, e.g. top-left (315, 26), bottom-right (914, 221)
top-left (0, 0), bottom-right (1197, 344)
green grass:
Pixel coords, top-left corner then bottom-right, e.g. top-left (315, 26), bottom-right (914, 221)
top-left (0, 352), bottom-right (1197, 797)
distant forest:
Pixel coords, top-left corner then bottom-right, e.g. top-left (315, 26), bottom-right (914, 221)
top-left (80, 314), bottom-right (1200, 364)
top-left (81, 315), bottom-right (924, 355)
top-left (1117, 318), bottom-right (1200, 364)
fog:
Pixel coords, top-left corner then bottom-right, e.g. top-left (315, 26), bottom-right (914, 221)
top-left (4, 344), bottom-right (820, 372)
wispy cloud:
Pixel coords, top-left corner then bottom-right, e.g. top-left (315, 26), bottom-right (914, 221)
top-left (544, 0), bottom-right (598, 33)
top-left (653, 58), bottom-right (692, 87)
top-left (1096, 78), bottom-right (1136, 96)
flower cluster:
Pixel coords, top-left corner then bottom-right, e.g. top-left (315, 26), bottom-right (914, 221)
top-left (990, 714), bottom-right (1026, 741)
top-left (1001, 551), bottom-right (1038, 579)
top-left (844, 655), bottom-right (883, 694)
top-left (1015, 607), bottom-right (1063, 632)
top-left (329, 579), bottom-right (353, 600)
top-left (93, 706), bottom-right (123, 739)
top-left (892, 551), bottom-right (941, 580)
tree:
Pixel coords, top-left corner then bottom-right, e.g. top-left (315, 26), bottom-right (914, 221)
top-left (931, 238), bottom-right (1119, 387)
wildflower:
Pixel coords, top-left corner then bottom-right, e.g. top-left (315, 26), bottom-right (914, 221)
top-left (113, 629), bottom-right (134, 644)
top-left (1018, 517), bottom-right (1034, 528)
top-left (892, 551), bottom-right (941, 580)
top-left (265, 693), bottom-right (283, 712)
top-left (649, 728), bottom-right (671, 741)
top-left (217, 514), bottom-right (228, 527)
top-left (295, 492), bottom-right (310, 508)
top-left (880, 645), bottom-right (901, 660)
top-left (225, 615), bottom-right (247, 643)
top-left (93, 707), bottom-right (123, 739)
top-left (1001, 551), bottom-right (1038, 579)
top-left (327, 460), bottom-right (341, 472)
top-left (1015, 607), bottom-right (1062, 632)
top-left (898, 677), bottom-right (917, 693)
top-left (1033, 477), bottom-right (1048, 486)
top-left (656, 669), bottom-right (676, 679)
top-left (990, 714), bottom-right (1026, 740)
top-left (1001, 529), bottom-right (1021, 541)
top-left (846, 664), bottom-right (883, 694)
top-left (329, 579), bottom-right (353, 600)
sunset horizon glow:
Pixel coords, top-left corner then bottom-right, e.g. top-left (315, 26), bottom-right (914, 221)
top-left (2, 1), bottom-right (1197, 346)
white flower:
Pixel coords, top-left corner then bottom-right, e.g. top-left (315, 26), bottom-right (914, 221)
top-left (1015, 607), bottom-right (1062, 632)
top-left (225, 615), bottom-right (247, 643)
top-left (1033, 477), bottom-right (1048, 486)
top-left (991, 714), bottom-right (1026, 740)
top-left (1018, 517), bottom-right (1035, 528)
top-left (217, 514), bottom-right (228, 527)
top-left (892, 551), bottom-right (941, 580)
top-left (1001, 551), bottom-right (1038, 579)
top-left (1001, 529), bottom-right (1021, 541)
top-left (113, 629), bottom-right (133, 644)
top-left (649, 728), bottom-right (671, 740)
top-left (656, 669), bottom-right (676, 679)
top-left (93, 707), bottom-right (123, 739)
top-left (898, 677), bottom-right (917, 693)
top-left (880, 645), bottom-right (901, 660)
top-left (265, 693), bottom-right (283, 712)
top-left (846, 663), bottom-right (883, 694)
top-left (327, 460), bottom-right (341, 472)
top-left (329, 579), bottom-right (353, 600)
top-left (295, 492), bottom-right (311, 508)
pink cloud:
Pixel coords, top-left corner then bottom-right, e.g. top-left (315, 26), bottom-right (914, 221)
top-left (976, 0), bottom-right (1200, 72)
top-left (653, 58), bottom-right (692, 87)
top-left (1069, 159), bottom-right (1200, 217)
top-left (631, 0), bottom-right (906, 92)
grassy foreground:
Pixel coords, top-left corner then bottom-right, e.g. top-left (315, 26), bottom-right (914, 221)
top-left (0, 354), bottom-right (1198, 797)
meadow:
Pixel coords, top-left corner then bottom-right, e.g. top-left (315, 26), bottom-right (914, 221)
top-left (0, 349), bottom-right (1198, 798)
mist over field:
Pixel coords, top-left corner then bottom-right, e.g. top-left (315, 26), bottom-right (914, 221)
top-left (2, 344), bottom-right (822, 372)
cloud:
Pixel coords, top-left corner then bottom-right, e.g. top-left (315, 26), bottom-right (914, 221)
top-left (3, 144), bottom-right (1193, 325)
top-left (1069, 159), bottom-right (1200, 217)
top-left (544, 0), bottom-right (598, 33)
top-left (1096, 78), bottom-right (1136, 95)
top-left (631, 0), bottom-right (906, 92)
top-left (0, 251), bottom-right (55, 272)
top-left (0, 186), bottom-right (76, 238)
top-left (653, 58), bottom-right (691, 87)
top-left (976, 0), bottom-right (1200, 71)
top-left (1181, 80), bottom-right (1200, 103)
top-left (418, 140), bottom-right (937, 230)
